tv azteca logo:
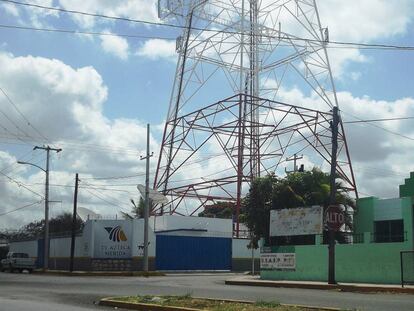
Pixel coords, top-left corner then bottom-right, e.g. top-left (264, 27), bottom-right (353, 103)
top-left (104, 226), bottom-right (128, 242)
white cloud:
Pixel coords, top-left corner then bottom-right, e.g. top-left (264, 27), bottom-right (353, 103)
top-left (1, 3), bottom-right (19, 16)
top-left (318, 0), bottom-right (413, 42)
top-left (58, 0), bottom-right (159, 28)
top-left (259, 0), bottom-right (414, 78)
top-left (319, 0), bottom-right (413, 78)
top-left (136, 39), bottom-right (177, 61)
top-left (272, 85), bottom-right (414, 198)
top-left (100, 31), bottom-right (129, 60)
top-left (0, 52), bottom-right (159, 229)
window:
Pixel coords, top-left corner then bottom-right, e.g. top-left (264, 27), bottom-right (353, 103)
top-left (374, 220), bottom-right (404, 243)
top-left (270, 234), bottom-right (315, 246)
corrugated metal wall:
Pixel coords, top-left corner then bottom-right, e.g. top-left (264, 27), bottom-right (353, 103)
top-left (156, 235), bottom-right (231, 270)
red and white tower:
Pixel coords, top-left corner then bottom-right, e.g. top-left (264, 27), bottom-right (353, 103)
top-left (154, 0), bottom-right (357, 235)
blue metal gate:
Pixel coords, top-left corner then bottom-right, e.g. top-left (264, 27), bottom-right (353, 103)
top-left (156, 235), bottom-right (232, 270)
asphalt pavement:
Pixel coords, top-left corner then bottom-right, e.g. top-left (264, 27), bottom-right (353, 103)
top-left (0, 271), bottom-right (413, 311)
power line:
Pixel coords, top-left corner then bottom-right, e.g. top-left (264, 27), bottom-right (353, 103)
top-left (8, 181), bottom-right (136, 193)
top-left (3, 0), bottom-right (414, 51)
top-left (0, 23), bottom-right (411, 52)
top-left (80, 187), bottom-right (130, 212)
top-left (0, 200), bottom-right (43, 216)
top-left (0, 148), bottom-right (36, 175)
top-left (82, 172), bottom-right (147, 180)
top-left (0, 85), bottom-right (49, 142)
top-left (341, 111), bottom-right (414, 142)
top-left (343, 116), bottom-right (414, 124)
top-left (0, 24), bottom-right (177, 41)
top-left (0, 170), bottom-right (44, 198)
top-left (0, 132), bottom-right (142, 156)
top-left (0, 107), bottom-right (34, 140)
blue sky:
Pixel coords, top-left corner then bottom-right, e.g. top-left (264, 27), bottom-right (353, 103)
top-left (0, 0), bottom-right (414, 229)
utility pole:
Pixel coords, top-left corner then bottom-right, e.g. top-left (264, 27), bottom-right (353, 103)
top-left (285, 153), bottom-right (303, 174)
top-left (69, 173), bottom-right (79, 272)
top-left (140, 124), bottom-right (153, 272)
top-left (34, 145), bottom-right (62, 270)
top-left (328, 107), bottom-right (339, 284)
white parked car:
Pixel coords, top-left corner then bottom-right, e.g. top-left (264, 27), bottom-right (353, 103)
top-left (1, 252), bottom-right (36, 273)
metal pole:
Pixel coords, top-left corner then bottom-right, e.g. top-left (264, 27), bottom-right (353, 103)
top-left (162, 10), bottom-right (194, 214)
top-left (44, 147), bottom-right (50, 271)
top-left (328, 106), bottom-right (339, 284)
top-left (251, 246), bottom-right (255, 275)
top-left (144, 124), bottom-right (150, 272)
top-left (69, 173), bottom-right (79, 272)
top-left (400, 251), bottom-right (404, 288)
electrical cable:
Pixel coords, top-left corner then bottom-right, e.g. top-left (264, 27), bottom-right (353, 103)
top-left (0, 23), bottom-right (177, 41)
top-left (341, 111), bottom-right (414, 142)
top-left (343, 116), bottom-right (414, 124)
top-left (0, 170), bottom-right (44, 198)
top-left (0, 23), bottom-right (411, 52)
top-left (81, 187), bottom-right (130, 212)
top-left (0, 200), bottom-right (43, 216)
top-left (0, 86), bottom-right (49, 143)
top-left (2, 0), bottom-right (414, 51)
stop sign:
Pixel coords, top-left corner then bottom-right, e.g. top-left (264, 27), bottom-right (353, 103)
top-left (325, 205), bottom-right (345, 231)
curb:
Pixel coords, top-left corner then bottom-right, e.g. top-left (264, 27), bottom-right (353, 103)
top-left (196, 297), bottom-right (341, 311)
top-left (32, 270), bottom-right (165, 277)
top-left (99, 298), bottom-right (200, 311)
top-left (99, 296), bottom-right (342, 311)
top-left (225, 279), bottom-right (414, 294)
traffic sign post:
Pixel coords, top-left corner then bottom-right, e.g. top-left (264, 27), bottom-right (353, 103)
top-left (326, 204), bottom-right (345, 285)
top-left (326, 205), bottom-right (345, 231)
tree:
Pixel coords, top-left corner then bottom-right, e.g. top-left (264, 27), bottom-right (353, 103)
top-left (130, 197), bottom-right (145, 218)
top-left (198, 201), bottom-right (236, 219)
top-left (242, 168), bottom-right (355, 247)
top-left (0, 213), bottom-right (84, 241)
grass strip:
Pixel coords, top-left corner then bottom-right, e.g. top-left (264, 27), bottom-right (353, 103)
top-left (111, 295), bottom-right (332, 310)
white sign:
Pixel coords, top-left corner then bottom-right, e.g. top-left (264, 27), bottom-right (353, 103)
top-left (94, 220), bottom-right (132, 258)
top-left (260, 253), bottom-right (296, 270)
top-left (137, 184), bottom-right (168, 204)
top-left (269, 206), bottom-right (323, 237)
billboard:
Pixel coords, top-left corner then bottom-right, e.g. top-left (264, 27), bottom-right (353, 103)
top-left (93, 220), bottom-right (132, 258)
top-left (269, 206), bottom-right (323, 237)
top-left (260, 253), bottom-right (296, 270)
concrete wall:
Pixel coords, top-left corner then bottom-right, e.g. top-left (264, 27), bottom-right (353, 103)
top-left (232, 238), bottom-right (260, 271)
top-left (261, 240), bottom-right (411, 284)
top-left (131, 218), bottom-right (156, 257)
top-left (9, 240), bottom-right (38, 258)
top-left (49, 236), bottom-right (85, 258)
top-left (262, 191), bottom-right (414, 284)
top-left (153, 215), bottom-right (232, 238)
top-left (8, 216), bottom-right (251, 272)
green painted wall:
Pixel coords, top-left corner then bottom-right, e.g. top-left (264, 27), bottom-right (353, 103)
top-left (399, 172), bottom-right (414, 197)
top-left (261, 241), bottom-right (411, 284)
top-left (261, 179), bottom-right (414, 284)
top-left (261, 245), bottom-right (327, 281)
top-left (402, 197), bottom-right (414, 249)
top-left (353, 196), bottom-right (376, 234)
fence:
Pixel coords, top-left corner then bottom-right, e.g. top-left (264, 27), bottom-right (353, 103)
top-left (400, 250), bottom-right (414, 287)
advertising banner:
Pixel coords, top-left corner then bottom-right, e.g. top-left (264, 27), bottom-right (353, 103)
top-left (93, 220), bottom-right (132, 258)
top-left (269, 206), bottom-right (323, 236)
top-left (260, 253), bottom-right (296, 270)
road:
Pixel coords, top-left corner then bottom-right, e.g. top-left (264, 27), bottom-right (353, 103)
top-left (0, 272), bottom-right (413, 311)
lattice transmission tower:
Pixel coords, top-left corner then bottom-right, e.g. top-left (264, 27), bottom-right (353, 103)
top-left (154, 0), bottom-right (357, 235)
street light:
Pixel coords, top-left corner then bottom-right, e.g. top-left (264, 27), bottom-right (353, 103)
top-left (17, 161), bottom-right (46, 173)
top-left (17, 160), bottom-right (49, 271)
top-left (18, 145), bottom-right (61, 270)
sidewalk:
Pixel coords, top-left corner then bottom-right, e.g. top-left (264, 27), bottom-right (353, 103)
top-left (225, 275), bottom-right (414, 294)
top-left (32, 270), bottom-right (165, 277)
